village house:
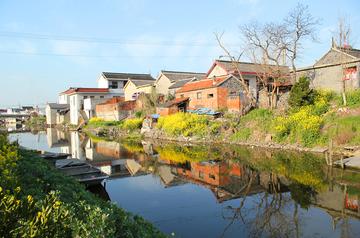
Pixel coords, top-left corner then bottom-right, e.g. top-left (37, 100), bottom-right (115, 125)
top-left (172, 59), bottom-right (290, 112)
top-left (156, 97), bottom-right (189, 116)
top-left (155, 70), bottom-right (205, 96)
top-left (175, 74), bottom-right (244, 112)
top-left (123, 77), bottom-right (156, 101)
top-left (296, 42), bottom-right (360, 92)
top-left (45, 103), bottom-right (70, 126)
top-left (59, 87), bottom-right (117, 125)
top-left (98, 72), bottom-right (154, 97)
top-left (95, 97), bottom-right (136, 121)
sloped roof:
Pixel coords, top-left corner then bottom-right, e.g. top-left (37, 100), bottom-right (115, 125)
top-left (207, 60), bottom-right (289, 77)
top-left (161, 70), bottom-right (205, 82)
top-left (60, 87), bottom-right (109, 95)
top-left (102, 72), bottom-right (154, 81)
top-left (168, 78), bottom-right (194, 89)
top-left (47, 103), bottom-right (70, 110)
top-left (337, 47), bottom-right (360, 58)
top-left (130, 79), bottom-right (155, 87)
top-left (158, 97), bottom-right (189, 108)
top-left (176, 75), bottom-right (233, 93)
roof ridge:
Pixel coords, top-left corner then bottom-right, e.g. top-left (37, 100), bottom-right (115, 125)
top-left (161, 70), bottom-right (205, 74)
top-left (102, 72), bottom-right (152, 75)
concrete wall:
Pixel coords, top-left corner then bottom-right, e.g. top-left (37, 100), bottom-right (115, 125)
top-left (208, 65), bottom-right (227, 78)
top-left (45, 105), bottom-right (56, 125)
top-left (155, 74), bottom-right (172, 96)
top-left (297, 63), bottom-right (360, 93)
top-left (124, 82), bottom-right (154, 101)
top-left (96, 101), bottom-right (136, 121)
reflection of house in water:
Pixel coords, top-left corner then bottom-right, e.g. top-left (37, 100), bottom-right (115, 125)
top-left (314, 184), bottom-right (360, 222)
top-left (46, 128), bottom-right (71, 154)
top-left (83, 138), bottom-right (148, 178)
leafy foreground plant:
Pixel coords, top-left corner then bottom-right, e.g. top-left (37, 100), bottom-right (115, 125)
top-left (0, 133), bottom-right (165, 238)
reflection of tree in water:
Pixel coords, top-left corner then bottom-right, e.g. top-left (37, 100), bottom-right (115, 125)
top-left (220, 170), bottom-right (304, 238)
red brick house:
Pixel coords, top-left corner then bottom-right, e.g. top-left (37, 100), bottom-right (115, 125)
top-left (156, 97), bottom-right (189, 116)
top-left (175, 75), bottom-right (244, 112)
top-left (95, 97), bottom-right (136, 121)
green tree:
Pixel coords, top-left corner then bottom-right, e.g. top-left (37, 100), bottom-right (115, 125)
top-left (288, 76), bottom-right (316, 108)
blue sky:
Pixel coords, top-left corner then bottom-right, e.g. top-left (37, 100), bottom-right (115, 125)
top-left (0, 0), bottom-right (359, 107)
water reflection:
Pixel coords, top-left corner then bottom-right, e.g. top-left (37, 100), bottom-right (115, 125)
top-left (11, 129), bottom-right (360, 237)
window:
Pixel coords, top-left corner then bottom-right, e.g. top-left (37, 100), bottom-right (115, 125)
top-left (180, 94), bottom-right (184, 98)
top-left (90, 96), bottom-right (95, 99)
top-left (109, 81), bottom-right (118, 89)
top-left (229, 91), bottom-right (237, 96)
top-left (83, 96), bottom-right (88, 99)
top-left (100, 96), bottom-right (104, 99)
top-left (209, 174), bottom-right (216, 180)
top-left (197, 92), bottom-right (202, 99)
top-left (207, 93), bottom-right (214, 98)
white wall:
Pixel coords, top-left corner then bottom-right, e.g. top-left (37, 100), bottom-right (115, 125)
top-left (45, 105), bottom-right (56, 125)
top-left (58, 94), bottom-right (69, 104)
top-left (98, 75), bottom-right (109, 88)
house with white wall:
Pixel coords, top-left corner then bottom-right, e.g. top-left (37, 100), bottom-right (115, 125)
top-left (60, 87), bottom-right (118, 125)
top-left (98, 72), bottom-right (155, 96)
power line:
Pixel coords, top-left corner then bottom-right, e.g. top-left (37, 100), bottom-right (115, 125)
top-left (0, 31), bottom-right (239, 47)
top-left (0, 50), bottom-right (216, 58)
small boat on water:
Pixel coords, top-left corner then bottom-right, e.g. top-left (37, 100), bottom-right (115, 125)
top-left (55, 158), bottom-right (109, 185)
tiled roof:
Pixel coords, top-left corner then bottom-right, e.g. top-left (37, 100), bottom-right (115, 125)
top-left (161, 70), bottom-right (205, 82)
top-left (177, 75), bottom-right (231, 93)
top-left (337, 47), bottom-right (360, 58)
top-left (208, 60), bottom-right (289, 76)
top-left (130, 79), bottom-right (155, 87)
top-left (158, 97), bottom-right (189, 108)
top-left (102, 72), bottom-right (154, 81)
top-left (168, 78), bottom-right (194, 89)
top-left (60, 87), bottom-right (109, 95)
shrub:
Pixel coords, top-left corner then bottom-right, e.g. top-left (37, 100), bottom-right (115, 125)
top-left (345, 89), bottom-right (360, 107)
top-left (157, 113), bottom-right (209, 137)
top-left (121, 118), bottom-right (143, 131)
top-left (88, 117), bottom-right (122, 127)
top-left (288, 76), bottom-right (316, 108)
top-left (274, 107), bottom-right (323, 146)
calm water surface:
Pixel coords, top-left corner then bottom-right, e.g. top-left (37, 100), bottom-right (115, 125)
top-left (9, 130), bottom-right (360, 238)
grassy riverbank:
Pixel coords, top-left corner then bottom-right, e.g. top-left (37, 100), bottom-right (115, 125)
top-left (0, 133), bottom-right (165, 237)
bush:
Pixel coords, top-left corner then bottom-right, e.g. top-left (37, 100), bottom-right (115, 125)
top-left (274, 106), bottom-right (323, 146)
top-left (88, 117), bottom-right (122, 127)
top-left (157, 113), bottom-right (209, 137)
top-left (337, 89), bottom-right (360, 107)
top-left (121, 118), bottom-right (143, 131)
top-left (288, 76), bottom-right (316, 108)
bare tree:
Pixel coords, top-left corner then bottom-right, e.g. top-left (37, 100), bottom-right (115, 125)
top-left (240, 22), bottom-right (289, 109)
top-left (333, 17), bottom-right (353, 106)
top-left (215, 33), bottom-right (257, 114)
top-left (284, 3), bottom-right (320, 81)
top-left (216, 3), bottom-right (319, 111)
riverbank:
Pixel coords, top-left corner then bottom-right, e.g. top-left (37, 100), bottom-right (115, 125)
top-left (84, 89), bottom-right (360, 157)
top-left (0, 133), bottom-right (165, 237)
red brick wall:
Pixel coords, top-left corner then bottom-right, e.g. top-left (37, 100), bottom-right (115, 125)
top-left (227, 95), bottom-right (242, 112)
top-left (176, 88), bottom-right (220, 110)
top-left (96, 101), bottom-right (136, 120)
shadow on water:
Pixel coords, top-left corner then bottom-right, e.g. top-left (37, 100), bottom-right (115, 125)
top-left (9, 128), bottom-right (360, 238)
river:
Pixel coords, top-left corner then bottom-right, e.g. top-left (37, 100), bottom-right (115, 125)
top-left (9, 129), bottom-right (360, 238)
